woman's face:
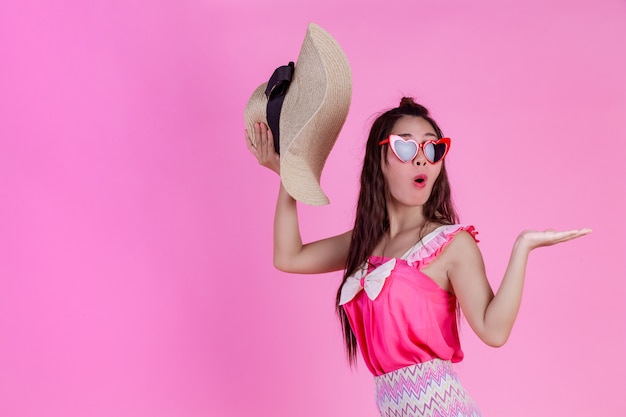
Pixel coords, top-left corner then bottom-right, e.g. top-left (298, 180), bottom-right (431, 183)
top-left (381, 116), bottom-right (444, 208)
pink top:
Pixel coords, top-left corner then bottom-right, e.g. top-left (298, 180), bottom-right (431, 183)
top-left (340, 224), bottom-right (478, 376)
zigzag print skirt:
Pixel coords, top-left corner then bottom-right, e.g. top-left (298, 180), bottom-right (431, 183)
top-left (374, 359), bottom-right (482, 417)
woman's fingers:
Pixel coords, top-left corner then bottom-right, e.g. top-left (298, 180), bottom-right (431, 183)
top-left (262, 124), bottom-right (275, 154)
top-left (258, 124), bottom-right (269, 157)
top-left (245, 128), bottom-right (258, 156)
top-left (552, 228), bottom-right (592, 243)
top-left (246, 123), bottom-right (280, 174)
top-left (519, 228), bottom-right (592, 250)
top-left (259, 123), bottom-right (276, 155)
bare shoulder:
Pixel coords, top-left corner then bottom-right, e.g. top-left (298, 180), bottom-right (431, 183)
top-left (439, 229), bottom-right (483, 266)
top-left (449, 229), bottom-right (479, 248)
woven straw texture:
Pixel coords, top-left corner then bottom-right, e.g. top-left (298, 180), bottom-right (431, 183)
top-left (244, 23), bottom-right (352, 205)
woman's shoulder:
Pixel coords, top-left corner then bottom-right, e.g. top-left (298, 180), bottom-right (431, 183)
top-left (423, 223), bottom-right (478, 243)
top-left (404, 223), bottom-right (478, 265)
top-left (440, 224), bottom-right (482, 264)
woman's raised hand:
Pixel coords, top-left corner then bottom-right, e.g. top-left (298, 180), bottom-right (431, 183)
top-left (245, 122), bottom-right (280, 175)
top-left (517, 228), bottom-right (592, 251)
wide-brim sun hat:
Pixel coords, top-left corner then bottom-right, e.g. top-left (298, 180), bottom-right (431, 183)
top-left (244, 23), bottom-right (352, 206)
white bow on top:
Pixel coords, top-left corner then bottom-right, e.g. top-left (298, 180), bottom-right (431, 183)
top-left (338, 258), bottom-right (396, 305)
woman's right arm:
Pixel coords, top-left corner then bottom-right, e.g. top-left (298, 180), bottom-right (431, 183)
top-left (273, 184), bottom-right (352, 273)
top-left (246, 123), bottom-right (352, 274)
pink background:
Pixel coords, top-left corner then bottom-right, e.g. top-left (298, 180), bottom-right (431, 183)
top-left (1, 0), bottom-right (625, 416)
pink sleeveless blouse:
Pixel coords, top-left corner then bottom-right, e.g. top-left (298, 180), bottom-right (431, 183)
top-left (339, 224), bottom-right (478, 376)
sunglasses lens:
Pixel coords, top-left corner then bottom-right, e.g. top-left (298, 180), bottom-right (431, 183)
top-left (424, 142), bottom-right (448, 163)
top-left (392, 139), bottom-right (418, 162)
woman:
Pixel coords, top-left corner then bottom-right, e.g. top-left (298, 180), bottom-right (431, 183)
top-left (245, 97), bottom-right (590, 416)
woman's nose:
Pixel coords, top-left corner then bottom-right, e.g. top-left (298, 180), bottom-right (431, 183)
top-left (413, 148), bottom-right (427, 166)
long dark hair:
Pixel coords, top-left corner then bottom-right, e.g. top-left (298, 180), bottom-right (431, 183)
top-left (335, 97), bottom-right (459, 365)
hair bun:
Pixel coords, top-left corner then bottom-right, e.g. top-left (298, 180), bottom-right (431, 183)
top-left (399, 97), bottom-right (418, 107)
top-left (399, 97), bottom-right (429, 114)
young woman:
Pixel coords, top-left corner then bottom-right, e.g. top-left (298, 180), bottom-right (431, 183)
top-left (245, 98), bottom-right (590, 417)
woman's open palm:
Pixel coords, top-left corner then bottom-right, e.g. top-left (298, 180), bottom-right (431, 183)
top-left (518, 228), bottom-right (592, 251)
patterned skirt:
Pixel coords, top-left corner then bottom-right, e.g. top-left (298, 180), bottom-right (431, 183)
top-left (374, 359), bottom-right (483, 417)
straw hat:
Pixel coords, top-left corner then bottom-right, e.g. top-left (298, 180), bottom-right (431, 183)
top-left (244, 23), bottom-right (352, 206)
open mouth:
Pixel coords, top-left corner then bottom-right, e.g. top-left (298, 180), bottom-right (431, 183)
top-left (414, 175), bottom-right (427, 184)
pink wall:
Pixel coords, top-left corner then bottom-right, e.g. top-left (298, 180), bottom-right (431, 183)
top-left (1, 0), bottom-right (625, 416)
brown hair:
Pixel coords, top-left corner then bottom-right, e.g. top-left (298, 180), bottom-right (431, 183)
top-left (335, 97), bottom-right (459, 364)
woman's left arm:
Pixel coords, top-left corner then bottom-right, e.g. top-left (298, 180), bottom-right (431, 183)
top-left (448, 228), bottom-right (591, 347)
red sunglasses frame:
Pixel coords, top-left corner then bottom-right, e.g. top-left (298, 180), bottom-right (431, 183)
top-left (378, 135), bottom-right (451, 164)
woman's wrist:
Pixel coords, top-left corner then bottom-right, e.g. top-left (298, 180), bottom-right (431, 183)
top-left (513, 233), bottom-right (534, 255)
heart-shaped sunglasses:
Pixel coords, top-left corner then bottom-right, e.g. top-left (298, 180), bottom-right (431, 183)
top-left (378, 135), bottom-right (451, 164)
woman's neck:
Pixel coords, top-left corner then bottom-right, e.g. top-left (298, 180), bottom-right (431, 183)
top-left (386, 203), bottom-right (426, 238)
